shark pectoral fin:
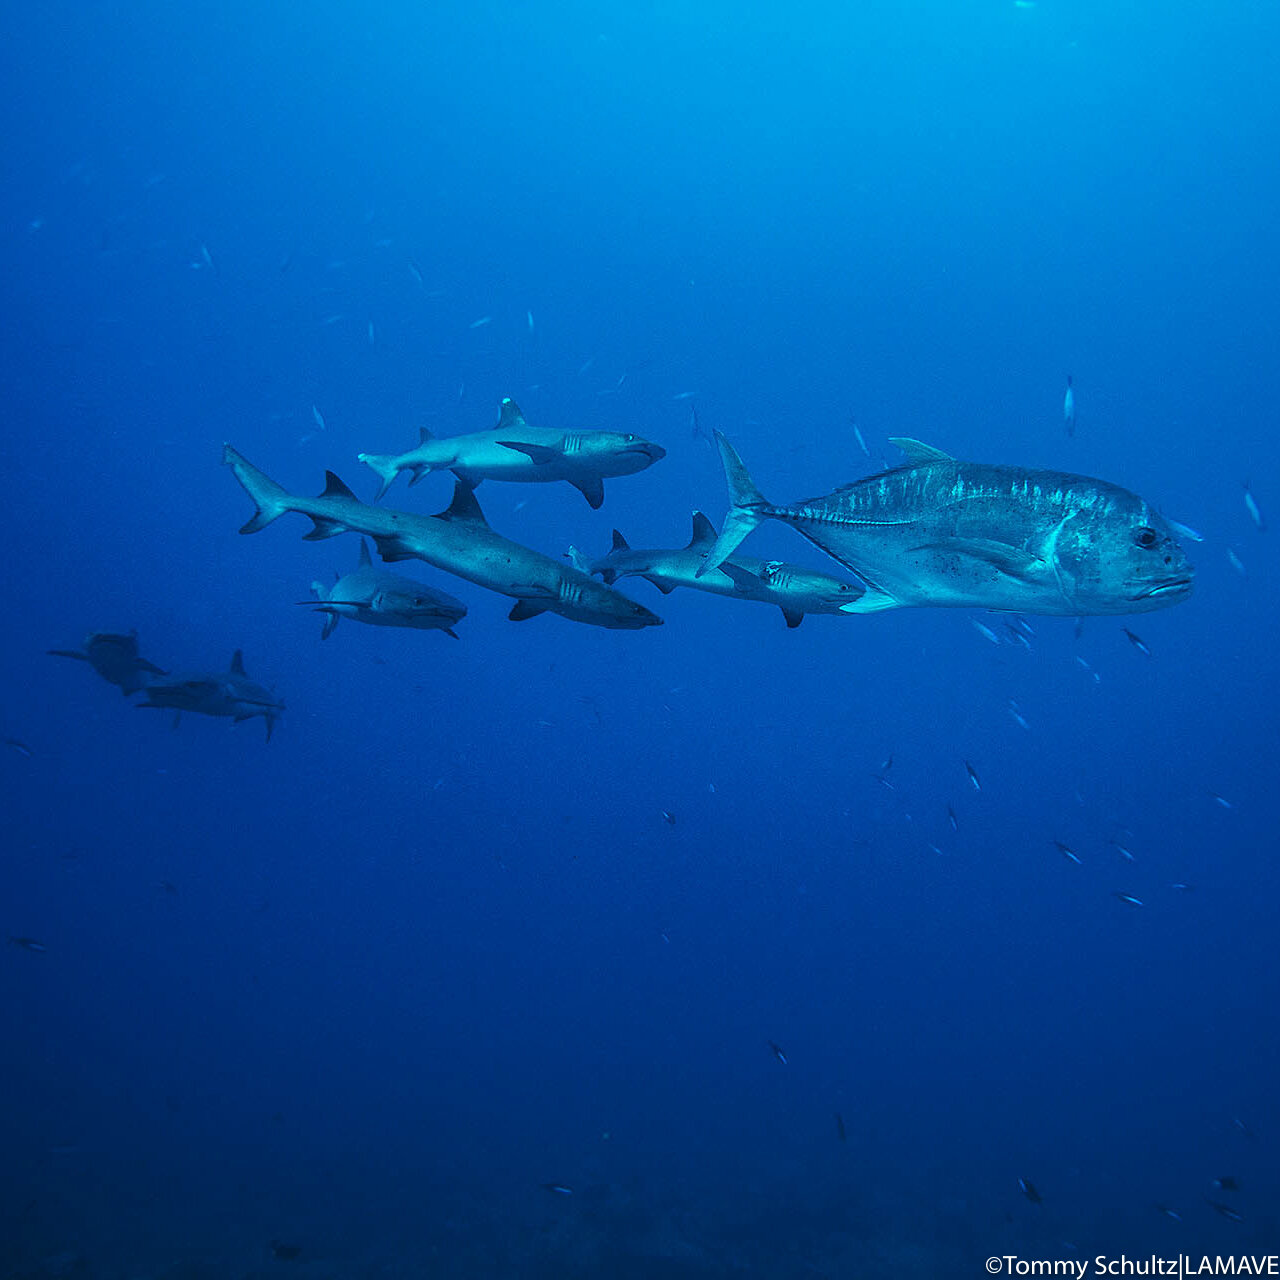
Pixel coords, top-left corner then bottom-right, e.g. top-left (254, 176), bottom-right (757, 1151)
top-left (917, 538), bottom-right (1044, 580)
top-left (137, 659), bottom-right (168, 675)
top-left (716, 562), bottom-right (762, 589)
top-left (47, 649), bottom-right (89, 662)
top-left (320, 612), bottom-right (339, 640)
top-left (408, 464), bottom-right (433, 487)
top-left (781, 608), bottom-right (805, 628)
top-left (358, 539), bottom-right (373, 568)
top-left (444, 627), bottom-right (460, 639)
top-left (508, 600), bottom-right (549, 622)
top-left (497, 440), bottom-right (560, 464)
top-left (373, 535), bottom-right (417, 563)
top-left (642, 575), bottom-right (677, 595)
top-left (230, 651), bottom-right (246, 676)
top-left (889, 437), bottom-right (955, 464)
top-left (575, 478), bottom-right (605, 509)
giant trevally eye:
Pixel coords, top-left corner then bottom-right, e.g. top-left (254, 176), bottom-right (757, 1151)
top-left (1134, 526), bottom-right (1158, 549)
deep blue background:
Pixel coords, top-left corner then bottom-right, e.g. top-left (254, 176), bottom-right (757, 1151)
top-left (2, 2), bottom-right (1276, 1275)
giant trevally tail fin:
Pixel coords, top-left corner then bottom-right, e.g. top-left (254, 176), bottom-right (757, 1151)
top-left (356, 452), bottom-right (404, 501)
top-left (223, 444), bottom-right (292, 533)
top-left (696, 431), bottom-right (769, 577)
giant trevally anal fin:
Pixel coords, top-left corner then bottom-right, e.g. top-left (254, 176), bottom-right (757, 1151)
top-left (697, 431), bottom-right (769, 578)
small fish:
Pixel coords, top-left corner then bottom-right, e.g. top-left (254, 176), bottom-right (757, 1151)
top-left (527, 310), bottom-right (534, 334)
top-left (1007, 701), bottom-right (1030, 730)
top-left (269, 1241), bottom-right (302, 1261)
top-left (8, 936), bottom-right (46, 952)
top-left (1112, 891), bottom-right (1143, 907)
top-left (835, 1111), bottom-right (847, 1142)
top-left (1054, 840), bottom-right (1082, 865)
top-left (1063, 375), bottom-right (1075, 437)
top-left (159, 880), bottom-right (178, 895)
top-left (1209, 791), bottom-right (1234, 810)
top-left (965, 761), bottom-right (981, 792)
top-left (1009, 614), bottom-right (1036, 638)
top-left (1155, 1204), bottom-right (1183, 1222)
top-left (672, 391), bottom-right (697, 400)
top-left (3, 737), bottom-right (33, 758)
top-left (1243, 483), bottom-right (1265, 531)
top-left (1211, 1176), bottom-right (1239, 1192)
top-left (1122, 628), bottom-right (1150, 656)
top-left (947, 805), bottom-right (958, 833)
top-left (661, 810), bottom-right (676, 825)
top-left (1074, 616), bottom-right (1084, 641)
top-left (970, 618), bottom-right (1000, 644)
top-left (407, 258), bottom-right (424, 286)
top-left (1109, 840), bottom-right (1136, 862)
top-left (197, 242), bottom-right (218, 276)
top-left (311, 404), bottom-right (326, 432)
top-left (1227, 547), bottom-right (1247, 576)
top-left (1205, 1198), bottom-right (1243, 1222)
top-left (541, 1183), bottom-right (574, 1195)
top-left (1231, 1116), bottom-right (1255, 1140)
top-left (1004, 623), bottom-right (1032, 649)
top-left (578, 357), bottom-right (595, 376)
top-left (852, 420), bottom-right (870, 457)
top-left (1019, 1177), bottom-right (1043, 1204)
top-left (1075, 656), bottom-right (1101, 684)
top-left (879, 753), bottom-right (893, 775)
top-left (468, 315), bottom-right (492, 329)
top-left (1170, 882), bottom-right (1194, 892)
top-left (767, 1040), bottom-right (788, 1065)
top-left (367, 320), bottom-right (375, 346)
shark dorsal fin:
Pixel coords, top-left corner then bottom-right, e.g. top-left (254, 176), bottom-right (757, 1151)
top-left (321, 471), bottom-right (358, 500)
top-left (358, 539), bottom-right (373, 568)
top-left (611, 529), bottom-right (630, 552)
top-left (439, 481), bottom-right (489, 526)
top-left (497, 398), bottom-right (526, 431)
top-left (688, 511), bottom-right (718, 549)
top-left (889, 437), bottom-right (954, 465)
top-left (230, 650), bottom-right (246, 676)
top-left (418, 426), bottom-right (434, 445)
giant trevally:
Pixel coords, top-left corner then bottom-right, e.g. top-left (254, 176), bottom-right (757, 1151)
top-left (307, 540), bottom-right (467, 639)
top-left (578, 512), bottom-right (864, 628)
top-left (357, 397), bottom-right (666, 507)
top-left (138, 650), bottom-right (284, 740)
top-left (698, 433), bottom-right (1193, 616)
top-left (224, 446), bottom-right (662, 631)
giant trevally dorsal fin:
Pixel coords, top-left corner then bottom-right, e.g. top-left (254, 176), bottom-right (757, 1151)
top-left (438, 480), bottom-right (490, 526)
top-left (321, 471), bottom-right (358, 500)
top-left (358, 539), bottom-right (373, 568)
top-left (687, 511), bottom-right (718, 550)
top-left (889, 437), bottom-right (954, 465)
top-left (497, 398), bottom-right (526, 431)
top-left (230, 650), bottom-right (246, 676)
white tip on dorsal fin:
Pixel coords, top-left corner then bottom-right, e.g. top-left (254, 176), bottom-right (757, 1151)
top-left (497, 398), bottom-right (525, 431)
top-left (687, 511), bottom-right (718, 549)
top-left (889, 437), bottom-right (955, 465)
top-left (439, 481), bottom-right (489, 526)
top-left (358, 539), bottom-right (373, 568)
top-left (230, 650), bottom-right (246, 676)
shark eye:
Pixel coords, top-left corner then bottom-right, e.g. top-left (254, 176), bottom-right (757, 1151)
top-left (1134, 526), bottom-right (1158, 549)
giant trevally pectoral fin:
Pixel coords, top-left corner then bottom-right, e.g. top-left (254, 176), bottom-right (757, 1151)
top-left (697, 431), bottom-right (769, 578)
top-left (912, 538), bottom-right (1046, 580)
top-left (223, 444), bottom-right (292, 533)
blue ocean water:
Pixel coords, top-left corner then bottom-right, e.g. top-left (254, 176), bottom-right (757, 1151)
top-left (3, 2), bottom-right (1277, 1275)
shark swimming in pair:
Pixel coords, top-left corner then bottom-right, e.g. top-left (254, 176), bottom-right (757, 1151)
top-left (48, 631), bottom-right (167, 696)
top-left (572, 512), bottom-right (863, 627)
top-left (698, 433), bottom-right (1194, 616)
top-left (224, 445), bottom-right (662, 630)
top-left (357, 397), bottom-right (666, 507)
top-left (307, 540), bottom-right (467, 639)
top-left (138, 650), bottom-right (285, 740)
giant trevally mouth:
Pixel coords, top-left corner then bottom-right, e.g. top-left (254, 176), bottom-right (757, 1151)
top-left (1136, 576), bottom-right (1194, 599)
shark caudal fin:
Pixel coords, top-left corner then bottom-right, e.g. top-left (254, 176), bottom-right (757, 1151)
top-left (696, 431), bottom-right (768, 577)
top-left (355, 452), bottom-right (405, 501)
top-left (223, 445), bottom-right (292, 534)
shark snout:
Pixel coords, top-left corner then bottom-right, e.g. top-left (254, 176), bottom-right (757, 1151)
top-left (629, 441), bottom-right (666, 464)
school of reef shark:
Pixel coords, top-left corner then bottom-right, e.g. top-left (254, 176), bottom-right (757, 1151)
top-left (50, 395), bottom-right (1197, 739)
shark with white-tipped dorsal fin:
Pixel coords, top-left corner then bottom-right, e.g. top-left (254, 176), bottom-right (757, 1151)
top-left (48, 631), bottom-right (167, 696)
top-left (307, 540), bottom-right (467, 639)
top-left (138, 650), bottom-right (285, 740)
top-left (356, 398), bottom-right (665, 507)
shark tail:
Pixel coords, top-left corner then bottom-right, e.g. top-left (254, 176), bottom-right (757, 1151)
top-left (223, 444), bottom-right (293, 533)
top-left (697, 431), bottom-right (769, 577)
top-left (356, 453), bottom-right (404, 501)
